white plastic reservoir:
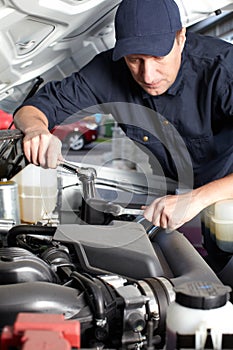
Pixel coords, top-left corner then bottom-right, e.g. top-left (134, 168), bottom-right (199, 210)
top-left (212, 199), bottom-right (233, 253)
top-left (166, 281), bottom-right (233, 350)
top-left (13, 164), bottom-right (57, 223)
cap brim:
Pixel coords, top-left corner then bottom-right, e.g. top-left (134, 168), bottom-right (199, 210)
top-left (112, 32), bottom-right (176, 61)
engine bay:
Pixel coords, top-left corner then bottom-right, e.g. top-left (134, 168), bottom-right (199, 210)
top-left (2, 220), bottom-right (233, 349)
top-left (0, 130), bottom-right (233, 349)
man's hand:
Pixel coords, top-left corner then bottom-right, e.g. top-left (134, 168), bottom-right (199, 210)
top-left (14, 105), bottom-right (63, 168)
top-left (23, 129), bottom-right (62, 168)
top-left (142, 191), bottom-right (203, 231)
top-left (143, 174), bottom-right (233, 231)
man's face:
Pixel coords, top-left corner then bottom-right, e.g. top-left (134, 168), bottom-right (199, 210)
top-left (124, 29), bottom-right (186, 96)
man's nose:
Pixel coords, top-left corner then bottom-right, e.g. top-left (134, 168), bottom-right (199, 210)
top-left (142, 60), bottom-right (158, 83)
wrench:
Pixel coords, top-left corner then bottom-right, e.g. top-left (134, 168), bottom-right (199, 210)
top-left (105, 202), bottom-right (144, 216)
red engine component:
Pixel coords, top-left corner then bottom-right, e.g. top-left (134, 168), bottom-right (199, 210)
top-left (0, 313), bottom-right (80, 350)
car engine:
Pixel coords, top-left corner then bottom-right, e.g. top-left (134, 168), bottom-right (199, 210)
top-left (0, 130), bottom-right (233, 350)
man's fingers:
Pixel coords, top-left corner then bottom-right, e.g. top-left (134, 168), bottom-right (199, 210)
top-left (30, 136), bottom-right (41, 165)
top-left (23, 136), bottom-right (40, 165)
top-left (159, 209), bottom-right (169, 229)
top-left (38, 134), bottom-right (52, 168)
top-left (143, 196), bottom-right (182, 230)
top-left (45, 136), bottom-right (62, 169)
top-left (23, 139), bottom-right (32, 163)
top-left (22, 132), bottom-right (62, 168)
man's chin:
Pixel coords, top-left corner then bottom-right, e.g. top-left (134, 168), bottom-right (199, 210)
top-left (142, 86), bottom-right (164, 96)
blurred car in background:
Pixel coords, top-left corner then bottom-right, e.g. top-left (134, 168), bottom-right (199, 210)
top-left (51, 118), bottom-right (98, 151)
top-left (0, 110), bottom-right (14, 129)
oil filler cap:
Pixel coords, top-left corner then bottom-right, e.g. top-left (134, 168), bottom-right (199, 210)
top-left (174, 281), bottom-right (231, 310)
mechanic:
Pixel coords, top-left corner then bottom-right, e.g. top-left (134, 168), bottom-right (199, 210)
top-left (13, 0), bottom-right (233, 231)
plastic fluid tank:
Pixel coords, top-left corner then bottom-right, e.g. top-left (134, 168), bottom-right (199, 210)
top-left (13, 164), bottom-right (57, 223)
top-left (201, 204), bottom-right (215, 242)
top-left (166, 281), bottom-right (233, 350)
top-left (212, 199), bottom-right (233, 253)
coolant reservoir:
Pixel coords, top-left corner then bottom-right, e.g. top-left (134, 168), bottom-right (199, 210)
top-left (13, 164), bottom-right (57, 223)
top-left (201, 204), bottom-right (215, 242)
top-left (166, 281), bottom-right (233, 350)
top-left (211, 199), bottom-right (233, 253)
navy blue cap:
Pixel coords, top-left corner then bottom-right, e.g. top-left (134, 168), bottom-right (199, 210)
top-left (113, 0), bottom-right (182, 61)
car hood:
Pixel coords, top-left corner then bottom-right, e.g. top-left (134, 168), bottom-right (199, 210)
top-left (0, 0), bottom-right (233, 113)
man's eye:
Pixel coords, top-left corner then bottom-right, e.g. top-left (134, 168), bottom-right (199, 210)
top-left (128, 58), bottom-right (139, 63)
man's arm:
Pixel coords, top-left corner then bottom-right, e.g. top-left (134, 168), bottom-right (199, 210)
top-left (14, 105), bottom-right (62, 168)
top-left (143, 173), bottom-right (233, 230)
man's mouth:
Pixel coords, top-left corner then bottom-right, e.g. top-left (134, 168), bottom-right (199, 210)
top-left (142, 80), bottom-right (162, 89)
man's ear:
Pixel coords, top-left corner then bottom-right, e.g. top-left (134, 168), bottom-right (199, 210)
top-left (177, 27), bottom-right (186, 49)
